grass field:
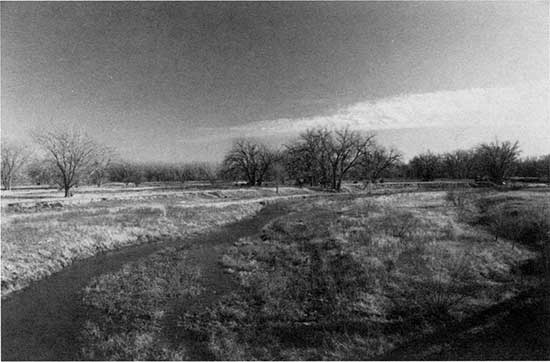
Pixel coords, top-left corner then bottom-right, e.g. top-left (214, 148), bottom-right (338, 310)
top-left (1, 185), bottom-right (314, 296)
top-left (77, 189), bottom-right (549, 360)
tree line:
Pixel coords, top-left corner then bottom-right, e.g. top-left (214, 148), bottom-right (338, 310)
top-left (1, 129), bottom-right (219, 196)
top-left (1, 127), bottom-right (549, 196)
top-left (402, 141), bottom-right (550, 183)
top-left (222, 128), bottom-right (402, 191)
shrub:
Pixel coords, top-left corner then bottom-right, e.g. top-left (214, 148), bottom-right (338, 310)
top-left (387, 250), bottom-right (477, 324)
top-left (446, 189), bottom-right (467, 208)
top-left (483, 202), bottom-right (550, 246)
top-left (376, 210), bottom-right (420, 238)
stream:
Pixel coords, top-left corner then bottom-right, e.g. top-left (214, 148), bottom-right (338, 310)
top-left (1, 203), bottom-right (289, 361)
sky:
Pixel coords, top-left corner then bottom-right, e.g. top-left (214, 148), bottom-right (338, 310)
top-left (1, 1), bottom-right (549, 162)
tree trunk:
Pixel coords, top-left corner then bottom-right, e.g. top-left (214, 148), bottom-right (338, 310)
top-left (64, 186), bottom-right (71, 198)
top-left (331, 170), bottom-right (338, 191)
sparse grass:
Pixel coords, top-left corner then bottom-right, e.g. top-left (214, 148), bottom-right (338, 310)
top-left (77, 191), bottom-right (542, 360)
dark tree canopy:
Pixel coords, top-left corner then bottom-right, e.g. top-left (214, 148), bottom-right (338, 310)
top-left (409, 152), bottom-right (441, 181)
top-left (108, 162), bottom-right (144, 186)
top-left (222, 139), bottom-right (276, 186)
top-left (283, 128), bottom-right (376, 190)
top-left (442, 150), bottom-right (476, 179)
top-left (359, 143), bottom-right (402, 183)
top-left (476, 140), bottom-right (520, 183)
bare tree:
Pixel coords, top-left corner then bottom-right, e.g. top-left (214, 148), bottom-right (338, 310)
top-left (272, 161), bottom-right (286, 193)
top-left (33, 129), bottom-right (101, 197)
top-left (360, 144), bottom-right (402, 183)
top-left (169, 164), bottom-right (191, 184)
top-left (222, 139), bottom-right (275, 186)
top-left (409, 151), bottom-right (442, 181)
top-left (442, 150), bottom-right (476, 179)
top-left (194, 162), bottom-right (219, 185)
top-left (515, 156), bottom-right (543, 178)
top-left (107, 162), bottom-right (144, 187)
top-left (26, 158), bottom-right (58, 186)
top-left (286, 128), bottom-right (331, 187)
top-left (89, 146), bottom-right (115, 187)
top-left (476, 140), bottom-right (520, 184)
top-left (284, 128), bottom-right (376, 190)
top-left (540, 155), bottom-right (550, 184)
top-left (1, 142), bottom-right (30, 190)
top-left (321, 128), bottom-right (375, 191)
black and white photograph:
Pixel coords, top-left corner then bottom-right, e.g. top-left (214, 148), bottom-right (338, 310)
top-left (1, 1), bottom-right (549, 360)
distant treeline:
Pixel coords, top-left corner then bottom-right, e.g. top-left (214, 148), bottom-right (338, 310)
top-left (220, 129), bottom-right (549, 189)
top-left (24, 160), bottom-right (220, 188)
top-left (2, 127), bottom-right (549, 195)
top-left (389, 147), bottom-right (550, 183)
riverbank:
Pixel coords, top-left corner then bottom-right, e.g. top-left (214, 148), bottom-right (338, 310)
top-left (1, 187), bottom-right (313, 296)
top-left (1, 203), bottom-right (291, 361)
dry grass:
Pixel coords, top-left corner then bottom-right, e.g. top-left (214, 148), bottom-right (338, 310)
top-left (1, 187), bottom-right (313, 296)
top-left (1, 185), bottom-right (313, 208)
top-left (80, 247), bottom-right (202, 360)
top-left (77, 190), bottom-right (542, 360)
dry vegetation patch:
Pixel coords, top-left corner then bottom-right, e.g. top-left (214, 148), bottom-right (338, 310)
top-left (1, 187), bottom-right (315, 295)
top-left (77, 191), bottom-right (545, 360)
top-left (203, 193), bottom-right (535, 359)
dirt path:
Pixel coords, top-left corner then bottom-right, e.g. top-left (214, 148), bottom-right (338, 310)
top-left (1, 203), bottom-right (290, 361)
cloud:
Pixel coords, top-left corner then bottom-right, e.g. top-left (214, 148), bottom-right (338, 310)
top-left (230, 81), bottom-right (549, 137)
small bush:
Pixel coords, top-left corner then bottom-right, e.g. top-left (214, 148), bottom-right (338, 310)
top-left (260, 209), bottom-right (336, 242)
top-left (446, 190), bottom-right (467, 208)
top-left (376, 210), bottom-right (420, 238)
top-left (387, 250), bottom-right (477, 324)
top-left (483, 203), bottom-right (550, 246)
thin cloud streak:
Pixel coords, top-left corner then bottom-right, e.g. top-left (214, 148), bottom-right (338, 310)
top-left (231, 82), bottom-right (549, 137)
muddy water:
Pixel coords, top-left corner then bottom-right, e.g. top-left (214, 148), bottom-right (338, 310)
top-left (1, 203), bottom-right (289, 361)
